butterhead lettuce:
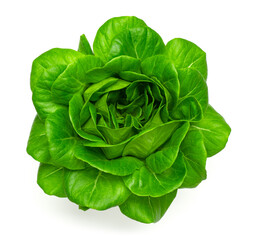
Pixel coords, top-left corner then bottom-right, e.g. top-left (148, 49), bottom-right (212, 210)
top-left (27, 16), bottom-right (231, 223)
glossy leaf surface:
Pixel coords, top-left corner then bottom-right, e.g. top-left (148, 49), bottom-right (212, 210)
top-left (37, 163), bottom-right (66, 197)
top-left (45, 108), bottom-right (86, 170)
top-left (27, 115), bottom-right (51, 164)
top-left (75, 146), bottom-right (143, 176)
top-left (146, 122), bottom-right (189, 173)
top-left (120, 190), bottom-right (177, 223)
top-left (123, 122), bottom-right (181, 158)
top-left (165, 38), bottom-right (207, 80)
top-left (180, 129), bottom-right (207, 188)
top-left (171, 68), bottom-right (208, 121)
top-left (64, 167), bottom-right (130, 210)
top-left (108, 27), bottom-right (165, 60)
top-left (124, 153), bottom-right (186, 197)
top-left (93, 16), bottom-right (146, 62)
top-left (51, 56), bottom-right (102, 104)
top-left (31, 48), bottom-right (83, 119)
top-left (192, 105), bottom-right (231, 157)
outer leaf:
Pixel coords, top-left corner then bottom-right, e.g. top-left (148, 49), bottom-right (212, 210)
top-left (119, 190), bottom-right (177, 223)
top-left (27, 115), bottom-right (51, 164)
top-left (78, 34), bottom-right (93, 55)
top-left (93, 16), bottom-right (147, 62)
top-left (75, 146), bottom-right (144, 176)
top-left (51, 56), bottom-right (102, 104)
top-left (45, 108), bottom-right (86, 170)
top-left (165, 38), bottom-right (208, 80)
top-left (171, 96), bottom-right (203, 121)
top-left (146, 122), bottom-right (189, 173)
top-left (178, 69), bottom-right (208, 109)
top-left (37, 163), bottom-right (66, 197)
top-left (79, 206), bottom-right (89, 211)
top-left (64, 167), bottom-right (130, 210)
top-left (123, 121), bottom-right (181, 159)
top-left (171, 68), bottom-right (208, 121)
top-left (30, 48), bottom-right (82, 91)
top-left (180, 128), bottom-right (207, 188)
top-left (108, 27), bottom-right (165, 61)
top-left (123, 153), bottom-right (186, 197)
top-left (31, 48), bottom-right (83, 119)
top-left (192, 105), bottom-right (231, 157)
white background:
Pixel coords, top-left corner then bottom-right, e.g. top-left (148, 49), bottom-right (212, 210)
top-left (1, 0), bottom-right (253, 239)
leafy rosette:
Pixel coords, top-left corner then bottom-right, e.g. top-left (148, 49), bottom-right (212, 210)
top-left (27, 16), bottom-right (231, 223)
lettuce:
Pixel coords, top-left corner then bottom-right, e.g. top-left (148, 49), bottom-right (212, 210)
top-left (27, 16), bottom-right (231, 223)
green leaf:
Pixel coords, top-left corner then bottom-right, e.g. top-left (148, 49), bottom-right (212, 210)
top-left (171, 96), bottom-right (203, 121)
top-left (143, 106), bottom-right (164, 130)
top-left (117, 94), bottom-right (145, 116)
top-left (37, 163), bottom-right (66, 197)
top-left (125, 79), bottom-right (161, 102)
top-left (27, 115), bottom-right (51, 164)
top-left (51, 56), bottom-right (103, 105)
top-left (85, 78), bottom-right (130, 102)
top-left (165, 38), bottom-right (208, 80)
top-left (141, 55), bottom-right (179, 106)
top-left (119, 71), bottom-right (151, 82)
top-left (64, 167), bottom-right (130, 210)
top-left (146, 122), bottom-right (189, 173)
top-left (98, 126), bottom-right (136, 145)
top-left (95, 93), bottom-right (109, 119)
top-left (75, 146), bottom-right (143, 176)
top-left (80, 103), bottom-right (106, 140)
top-left (93, 16), bottom-right (147, 62)
top-left (108, 27), bottom-right (165, 61)
top-left (45, 108), bottom-right (86, 170)
top-left (78, 34), bottom-right (93, 55)
top-left (83, 77), bottom-right (118, 101)
top-left (79, 206), bottom-right (89, 211)
top-left (192, 105), bottom-right (231, 157)
top-left (103, 55), bottom-right (141, 73)
top-left (123, 121), bottom-right (181, 159)
top-left (84, 56), bottom-right (141, 83)
top-left (178, 69), bottom-right (208, 109)
top-left (119, 190), bottom-right (177, 223)
top-left (69, 92), bottom-right (105, 142)
top-left (180, 128), bottom-right (207, 188)
top-left (31, 48), bottom-right (84, 119)
top-left (82, 139), bottom-right (129, 159)
top-left (171, 68), bottom-right (208, 121)
top-left (123, 153), bottom-right (186, 197)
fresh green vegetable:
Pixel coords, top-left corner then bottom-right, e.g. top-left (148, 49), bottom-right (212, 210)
top-left (27, 16), bottom-right (231, 223)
